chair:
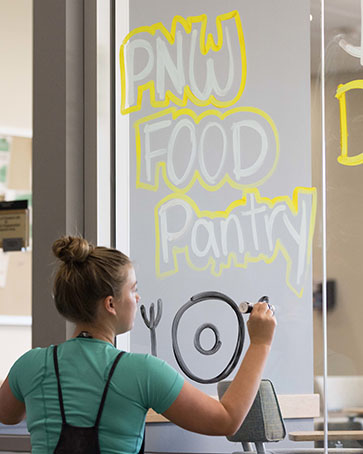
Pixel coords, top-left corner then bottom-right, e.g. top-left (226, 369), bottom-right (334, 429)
top-left (217, 379), bottom-right (286, 454)
top-left (217, 379), bottom-right (363, 454)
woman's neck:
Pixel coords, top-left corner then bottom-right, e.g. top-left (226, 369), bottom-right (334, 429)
top-left (73, 322), bottom-right (115, 345)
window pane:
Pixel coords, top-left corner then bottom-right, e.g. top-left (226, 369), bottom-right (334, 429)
top-left (0, 0), bottom-right (32, 441)
top-left (312, 0), bottom-right (363, 448)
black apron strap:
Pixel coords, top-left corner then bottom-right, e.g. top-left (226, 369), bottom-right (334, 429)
top-left (94, 351), bottom-right (124, 428)
top-left (53, 345), bottom-right (67, 425)
top-left (139, 429), bottom-right (145, 454)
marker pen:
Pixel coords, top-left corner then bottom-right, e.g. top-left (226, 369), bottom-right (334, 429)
top-left (239, 297), bottom-right (275, 314)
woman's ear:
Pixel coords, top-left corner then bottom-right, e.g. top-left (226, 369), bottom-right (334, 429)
top-left (104, 296), bottom-right (117, 315)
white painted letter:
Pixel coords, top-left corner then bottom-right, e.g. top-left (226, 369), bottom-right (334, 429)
top-left (144, 120), bottom-right (171, 181)
top-left (264, 205), bottom-right (286, 251)
top-left (221, 215), bottom-right (244, 255)
top-left (199, 122), bottom-right (227, 184)
top-left (188, 27), bottom-right (235, 100)
top-left (126, 39), bottom-right (154, 107)
top-left (283, 201), bottom-right (307, 286)
top-left (159, 199), bottom-right (193, 263)
top-left (191, 219), bottom-right (220, 257)
top-left (232, 120), bottom-right (268, 180)
top-left (167, 119), bottom-right (197, 186)
top-left (156, 31), bottom-right (185, 100)
top-left (242, 194), bottom-right (266, 250)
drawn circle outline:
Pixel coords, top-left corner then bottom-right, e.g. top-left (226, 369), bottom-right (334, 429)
top-left (172, 291), bottom-right (245, 384)
top-left (193, 323), bottom-right (222, 356)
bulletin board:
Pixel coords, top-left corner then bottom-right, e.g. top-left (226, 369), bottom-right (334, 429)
top-left (115, 1), bottom-right (314, 448)
top-left (0, 136), bottom-right (32, 317)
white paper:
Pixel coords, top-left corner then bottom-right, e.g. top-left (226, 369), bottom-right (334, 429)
top-left (0, 137), bottom-right (11, 192)
top-left (0, 250), bottom-right (10, 288)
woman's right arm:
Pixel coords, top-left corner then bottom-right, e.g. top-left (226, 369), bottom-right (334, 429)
top-left (162, 302), bottom-right (276, 436)
top-left (0, 377), bottom-right (26, 425)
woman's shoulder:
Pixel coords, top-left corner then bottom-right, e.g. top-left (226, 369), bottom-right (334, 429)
top-left (10, 346), bottom-right (53, 381)
top-left (12, 346), bottom-right (49, 369)
top-left (121, 352), bottom-right (181, 378)
top-left (121, 351), bottom-right (163, 366)
top-left (8, 346), bottom-right (51, 401)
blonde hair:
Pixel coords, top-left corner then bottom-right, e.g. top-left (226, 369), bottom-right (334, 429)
top-left (52, 236), bottom-right (131, 323)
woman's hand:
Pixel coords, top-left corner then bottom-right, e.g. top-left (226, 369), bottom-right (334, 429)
top-left (247, 302), bottom-right (276, 347)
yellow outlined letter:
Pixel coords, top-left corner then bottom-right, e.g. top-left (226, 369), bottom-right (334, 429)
top-left (336, 80), bottom-right (363, 166)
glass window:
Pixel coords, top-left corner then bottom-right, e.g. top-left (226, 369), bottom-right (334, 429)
top-left (116, 1), bottom-right (319, 451)
top-left (313, 0), bottom-right (363, 449)
top-left (0, 0), bottom-right (32, 441)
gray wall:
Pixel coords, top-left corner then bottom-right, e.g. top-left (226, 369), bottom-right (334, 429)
top-left (32, 0), bottom-right (107, 346)
top-left (33, 0), bottom-right (85, 346)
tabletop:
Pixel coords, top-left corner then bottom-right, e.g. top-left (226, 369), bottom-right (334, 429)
top-left (343, 408), bottom-right (363, 416)
top-left (289, 431), bottom-right (363, 442)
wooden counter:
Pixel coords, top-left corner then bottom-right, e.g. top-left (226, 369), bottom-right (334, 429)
top-left (289, 431), bottom-right (363, 442)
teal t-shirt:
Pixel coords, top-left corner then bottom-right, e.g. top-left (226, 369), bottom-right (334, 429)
top-left (8, 338), bottom-right (184, 454)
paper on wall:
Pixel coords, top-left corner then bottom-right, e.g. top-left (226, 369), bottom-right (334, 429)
top-left (0, 137), bottom-right (12, 193)
top-left (0, 250), bottom-right (9, 288)
top-left (5, 190), bottom-right (32, 249)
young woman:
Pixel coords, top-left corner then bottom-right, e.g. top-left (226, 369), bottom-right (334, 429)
top-left (0, 236), bottom-right (276, 454)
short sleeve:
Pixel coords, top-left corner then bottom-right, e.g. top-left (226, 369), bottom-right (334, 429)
top-left (143, 355), bottom-right (184, 414)
top-left (8, 348), bottom-right (46, 402)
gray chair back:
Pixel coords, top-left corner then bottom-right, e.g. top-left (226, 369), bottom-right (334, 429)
top-left (217, 379), bottom-right (286, 453)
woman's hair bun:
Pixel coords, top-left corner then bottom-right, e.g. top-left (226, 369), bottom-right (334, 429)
top-left (52, 236), bottom-right (94, 264)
